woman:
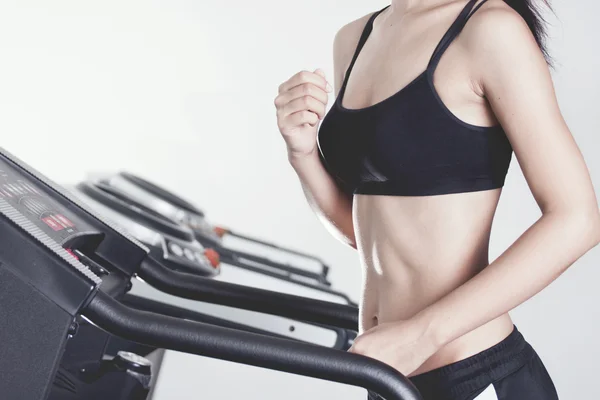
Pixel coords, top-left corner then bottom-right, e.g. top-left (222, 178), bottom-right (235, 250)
top-left (274, 0), bottom-right (599, 399)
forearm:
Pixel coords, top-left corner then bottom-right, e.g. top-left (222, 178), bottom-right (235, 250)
top-left (418, 209), bottom-right (600, 347)
top-left (288, 149), bottom-right (356, 248)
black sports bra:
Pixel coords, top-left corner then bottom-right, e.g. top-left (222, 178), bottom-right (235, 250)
top-left (317, 0), bottom-right (513, 196)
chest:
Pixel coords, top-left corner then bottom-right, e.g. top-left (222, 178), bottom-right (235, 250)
top-left (340, 21), bottom-right (471, 112)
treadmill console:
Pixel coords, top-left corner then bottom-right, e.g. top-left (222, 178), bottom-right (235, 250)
top-left (72, 181), bottom-right (219, 276)
top-left (0, 159), bottom-right (98, 247)
top-left (0, 149), bottom-right (149, 303)
top-left (0, 148), bottom-right (148, 400)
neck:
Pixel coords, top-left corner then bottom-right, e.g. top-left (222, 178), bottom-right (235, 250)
top-left (388, 0), bottom-right (452, 14)
top-left (390, 0), bottom-right (420, 12)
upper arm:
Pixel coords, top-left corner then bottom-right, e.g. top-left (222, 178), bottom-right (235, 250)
top-left (467, 6), bottom-right (599, 219)
top-left (332, 13), bottom-right (375, 95)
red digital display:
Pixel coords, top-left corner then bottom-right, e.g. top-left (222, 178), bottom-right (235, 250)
top-left (42, 216), bottom-right (64, 231)
top-left (55, 214), bottom-right (75, 228)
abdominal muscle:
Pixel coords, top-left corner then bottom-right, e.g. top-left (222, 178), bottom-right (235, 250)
top-left (353, 189), bottom-right (515, 376)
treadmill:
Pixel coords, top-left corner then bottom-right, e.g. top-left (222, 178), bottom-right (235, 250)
top-left (103, 172), bottom-right (336, 287)
top-left (68, 180), bottom-right (353, 344)
top-left (68, 179), bottom-right (357, 398)
top-left (0, 147), bottom-right (422, 400)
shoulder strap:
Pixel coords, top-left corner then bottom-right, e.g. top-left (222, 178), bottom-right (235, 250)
top-left (339, 6), bottom-right (390, 93)
top-left (427, 0), bottom-right (490, 71)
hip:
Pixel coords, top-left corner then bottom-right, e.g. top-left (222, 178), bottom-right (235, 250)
top-left (367, 325), bottom-right (559, 400)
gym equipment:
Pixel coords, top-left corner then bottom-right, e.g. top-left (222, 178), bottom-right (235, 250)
top-left (68, 180), bottom-right (353, 348)
top-left (0, 146), bottom-right (422, 400)
top-left (68, 179), bottom-right (361, 398)
top-left (104, 172), bottom-right (335, 287)
top-left (74, 179), bottom-right (353, 302)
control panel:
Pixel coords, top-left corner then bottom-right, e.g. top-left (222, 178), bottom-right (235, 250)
top-left (164, 238), bottom-right (218, 271)
top-left (0, 160), bottom-right (97, 246)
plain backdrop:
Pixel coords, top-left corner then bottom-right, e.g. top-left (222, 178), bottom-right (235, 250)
top-left (0, 0), bottom-right (598, 398)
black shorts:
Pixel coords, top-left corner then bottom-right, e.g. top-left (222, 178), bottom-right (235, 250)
top-left (367, 325), bottom-right (559, 400)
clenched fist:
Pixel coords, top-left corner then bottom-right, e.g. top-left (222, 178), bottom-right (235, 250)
top-left (274, 68), bottom-right (332, 158)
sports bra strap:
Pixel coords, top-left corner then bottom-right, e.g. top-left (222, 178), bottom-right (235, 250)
top-left (340, 5), bottom-right (390, 93)
top-left (427, 0), bottom-right (490, 71)
top-left (340, 0), bottom-right (489, 93)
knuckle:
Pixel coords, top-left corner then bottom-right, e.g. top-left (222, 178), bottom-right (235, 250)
top-left (353, 342), bottom-right (366, 354)
top-left (298, 70), bottom-right (310, 81)
top-left (279, 123), bottom-right (289, 134)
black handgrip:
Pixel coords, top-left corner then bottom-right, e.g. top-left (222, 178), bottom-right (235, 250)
top-left (122, 294), bottom-right (352, 351)
top-left (85, 292), bottom-right (422, 400)
top-left (121, 294), bottom-right (297, 342)
top-left (138, 256), bottom-right (359, 331)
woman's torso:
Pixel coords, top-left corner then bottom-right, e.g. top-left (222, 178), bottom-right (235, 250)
top-left (318, 0), bottom-right (515, 376)
top-left (354, 192), bottom-right (514, 375)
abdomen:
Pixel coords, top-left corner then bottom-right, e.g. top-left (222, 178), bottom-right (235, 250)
top-left (353, 189), bottom-right (501, 332)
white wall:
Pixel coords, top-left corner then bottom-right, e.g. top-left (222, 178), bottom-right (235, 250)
top-left (0, 0), bottom-right (598, 398)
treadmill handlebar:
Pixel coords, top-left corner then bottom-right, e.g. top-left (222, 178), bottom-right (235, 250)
top-left (223, 246), bottom-right (331, 286)
top-left (139, 256), bottom-right (359, 331)
top-left (85, 292), bottom-right (422, 400)
top-left (224, 229), bottom-right (330, 278)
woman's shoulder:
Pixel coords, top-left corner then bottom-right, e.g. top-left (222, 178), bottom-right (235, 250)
top-left (461, 0), bottom-right (533, 50)
top-left (459, 0), bottom-right (541, 71)
top-left (333, 11), bottom-right (375, 51)
top-left (332, 11), bottom-right (379, 89)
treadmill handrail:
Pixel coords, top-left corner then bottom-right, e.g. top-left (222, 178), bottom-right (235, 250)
top-left (85, 292), bottom-right (422, 400)
top-left (224, 229), bottom-right (331, 278)
top-left (226, 247), bottom-right (331, 285)
top-left (139, 256), bottom-right (359, 331)
top-left (122, 293), bottom-right (353, 351)
top-left (121, 294), bottom-right (299, 342)
top-left (222, 245), bottom-right (330, 285)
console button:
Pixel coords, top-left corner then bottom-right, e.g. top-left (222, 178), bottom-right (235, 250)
top-left (169, 243), bottom-right (183, 257)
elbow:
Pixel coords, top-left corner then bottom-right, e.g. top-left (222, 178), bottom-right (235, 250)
top-left (543, 203), bottom-right (600, 249)
top-left (589, 207), bottom-right (600, 247)
top-left (339, 233), bottom-right (358, 250)
top-left (340, 232), bottom-right (358, 250)
top-left (564, 205), bottom-right (600, 249)
top-left (582, 204), bottom-right (600, 247)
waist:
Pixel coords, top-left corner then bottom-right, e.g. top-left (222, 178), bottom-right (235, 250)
top-left (357, 233), bottom-right (492, 329)
top-left (353, 191), bottom-right (499, 325)
top-left (353, 193), bottom-right (510, 374)
top-left (358, 236), bottom-right (516, 377)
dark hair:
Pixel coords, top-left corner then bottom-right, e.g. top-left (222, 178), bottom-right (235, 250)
top-left (502, 0), bottom-right (554, 67)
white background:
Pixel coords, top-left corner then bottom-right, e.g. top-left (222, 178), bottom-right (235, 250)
top-left (0, 0), bottom-right (598, 398)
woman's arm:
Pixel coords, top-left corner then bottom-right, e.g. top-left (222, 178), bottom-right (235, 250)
top-left (275, 65), bottom-right (355, 247)
top-left (288, 150), bottom-right (356, 248)
top-left (276, 15), bottom-right (374, 249)
top-left (419, 5), bottom-right (600, 349)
